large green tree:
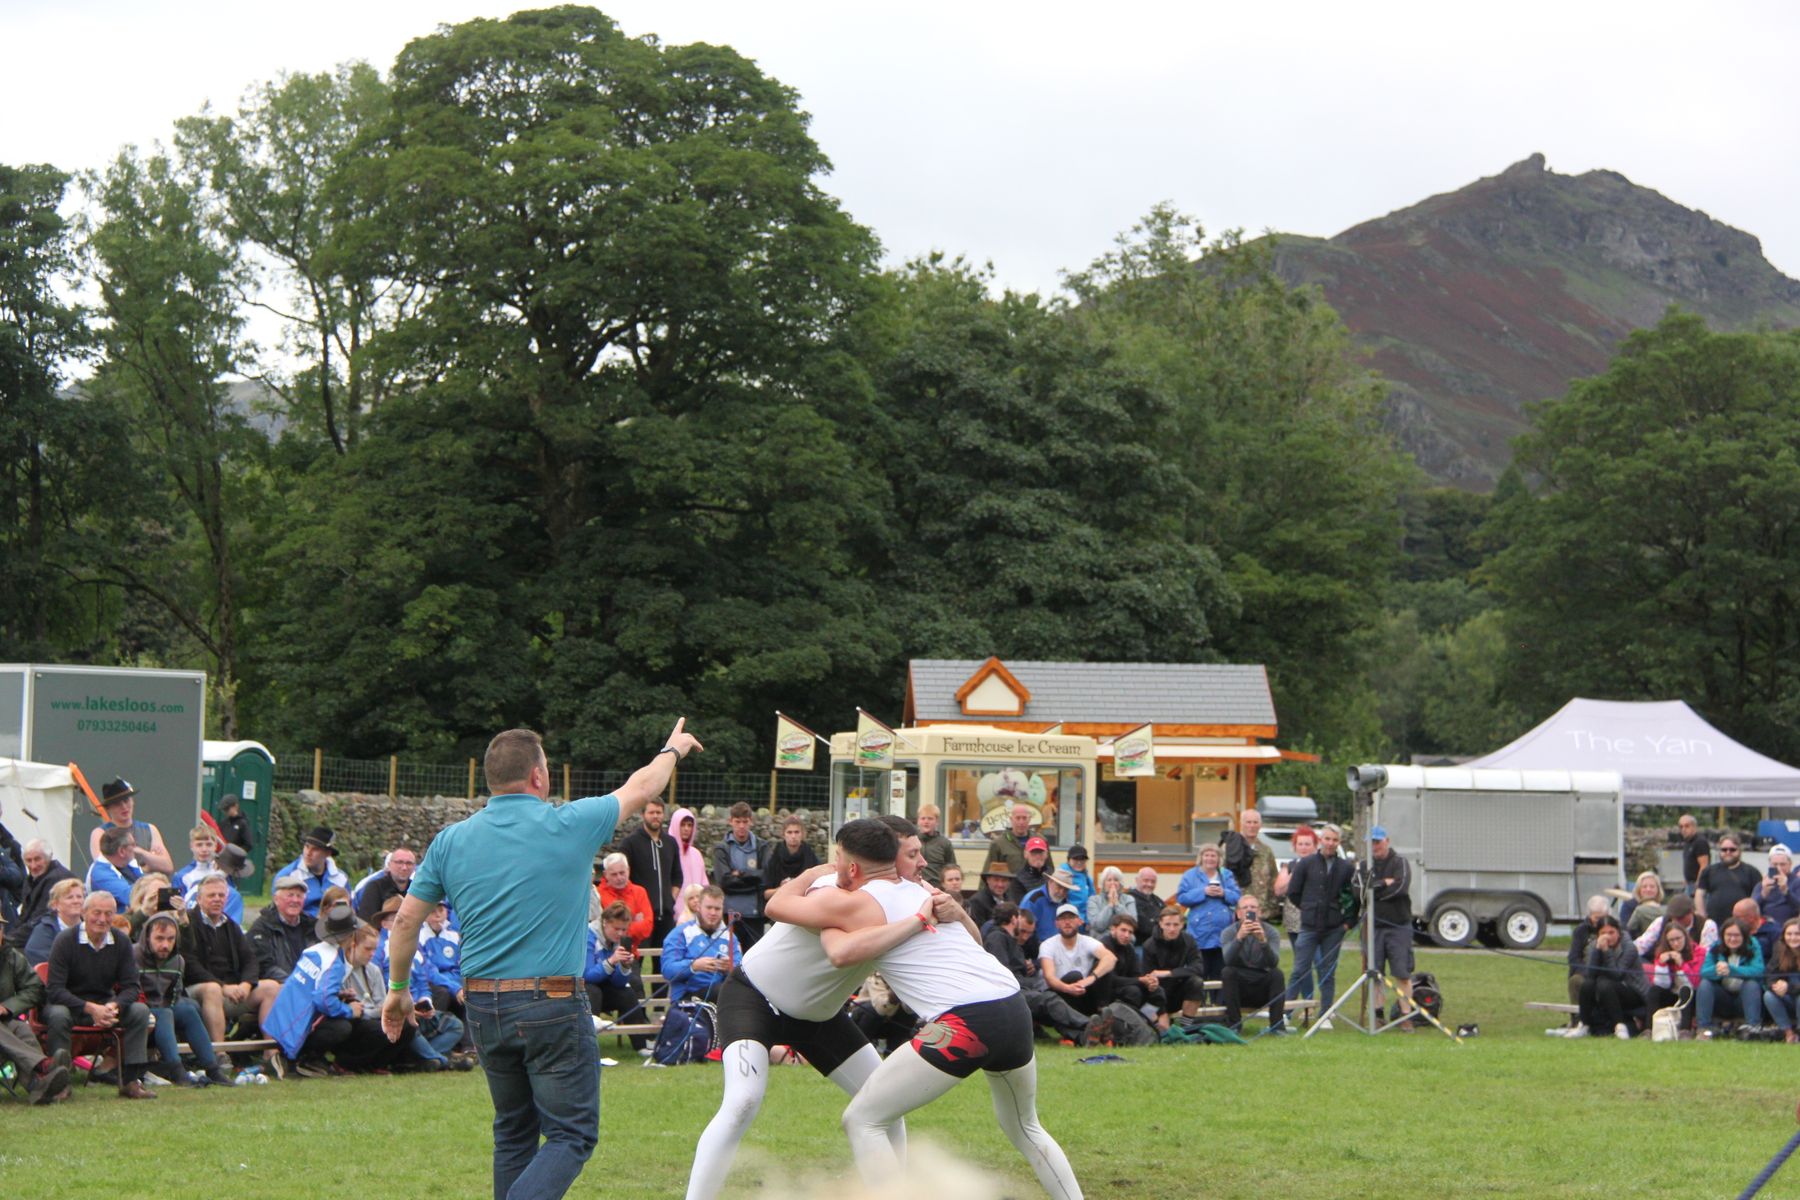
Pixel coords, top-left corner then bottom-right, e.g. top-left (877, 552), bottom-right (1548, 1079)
top-left (1486, 310), bottom-right (1800, 759)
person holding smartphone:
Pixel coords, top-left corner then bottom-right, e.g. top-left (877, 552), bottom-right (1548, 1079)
top-left (584, 902), bottom-right (645, 1046)
top-left (1762, 846), bottom-right (1799, 926)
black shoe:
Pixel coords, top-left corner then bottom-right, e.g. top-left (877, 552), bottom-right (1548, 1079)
top-left (27, 1063), bottom-right (69, 1105)
top-left (88, 1067), bottom-right (119, 1086)
top-left (206, 1066), bottom-right (236, 1086)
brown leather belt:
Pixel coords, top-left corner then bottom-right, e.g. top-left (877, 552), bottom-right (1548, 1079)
top-left (464, 976), bottom-right (576, 995)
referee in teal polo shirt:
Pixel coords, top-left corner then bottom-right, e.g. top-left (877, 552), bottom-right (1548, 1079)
top-left (383, 720), bottom-right (702, 1200)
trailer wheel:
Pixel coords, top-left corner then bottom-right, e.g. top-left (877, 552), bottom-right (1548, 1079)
top-left (1498, 904), bottom-right (1547, 950)
top-left (1429, 904), bottom-right (1475, 948)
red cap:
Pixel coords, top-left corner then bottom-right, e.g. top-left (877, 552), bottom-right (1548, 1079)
top-left (1024, 836), bottom-right (1049, 852)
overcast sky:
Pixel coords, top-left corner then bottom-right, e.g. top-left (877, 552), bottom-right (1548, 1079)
top-left (7, 0), bottom-right (1798, 299)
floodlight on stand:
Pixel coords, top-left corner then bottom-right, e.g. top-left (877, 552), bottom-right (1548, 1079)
top-left (1346, 764), bottom-right (1387, 793)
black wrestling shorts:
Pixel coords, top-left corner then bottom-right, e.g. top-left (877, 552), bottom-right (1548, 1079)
top-left (910, 992), bottom-right (1035, 1079)
top-left (716, 969), bottom-right (869, 1077)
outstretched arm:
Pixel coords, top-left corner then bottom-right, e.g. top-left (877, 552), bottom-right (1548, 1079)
top-left (766, 874), bottom-right (884, 933)
top-left (614, 718), bottom-right (705, 819)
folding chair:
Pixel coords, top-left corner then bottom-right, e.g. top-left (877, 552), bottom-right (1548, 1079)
top-left (28, 962), bottom-right (125, 1087)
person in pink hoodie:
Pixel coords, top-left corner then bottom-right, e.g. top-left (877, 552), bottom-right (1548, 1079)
top-left (670, 807), bottom-right (709, 891)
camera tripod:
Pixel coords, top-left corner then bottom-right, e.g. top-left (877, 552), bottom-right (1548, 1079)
top-left (1302, 767), bottom-right (1460, 1042)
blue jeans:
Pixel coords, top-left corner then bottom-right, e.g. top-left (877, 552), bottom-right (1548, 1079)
top-left (411, 1011), bottom-right (466, 1062)
top-left (1698, 977), bottom-right (1764, 1028)
top-left (1765, 988), bottom-right (1798, 1030)
top-left (149, 1000), bottom-right (216, 1071)
top-left (465, 986), bottom-right (599, 1200)
top-left (1287, 925), bottom-right (1347, 1012)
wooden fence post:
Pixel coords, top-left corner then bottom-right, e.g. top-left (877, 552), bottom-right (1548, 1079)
top-left (468, 759), bottom-right (477, 800)
top-left (563, 762), bottom-right (571, 802)
top-left (768, 770), bottom-right (778, 817)
top-left (388, 755), bottom-right (398, 799)
top-left (312, 748), bottom-right (322, 791)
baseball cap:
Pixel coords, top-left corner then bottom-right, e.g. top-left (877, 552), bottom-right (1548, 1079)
top-left (1024, 836), bottom-right (1049, 852)
top-left (1067, 844), bottom-right (1089, 861)
top-left (1055, 903), bottom-right (1080, 918)
top-left (1370, 826), bottom-right (1389, 841)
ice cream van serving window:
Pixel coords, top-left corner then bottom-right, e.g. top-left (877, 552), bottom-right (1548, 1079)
top-left (937, 762), bottom-right (1084, 847)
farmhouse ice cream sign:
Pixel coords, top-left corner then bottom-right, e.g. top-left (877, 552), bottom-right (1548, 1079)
top-left (774, 713), bottom-right (818, 771)
top-left (1112, 723), bottom-right (1156, 777)
top-left (855, 710), bottom-right (896, 770)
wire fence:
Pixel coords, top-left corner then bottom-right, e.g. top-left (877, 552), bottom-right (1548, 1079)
top-left (271, 749), bottom-right (831, 811)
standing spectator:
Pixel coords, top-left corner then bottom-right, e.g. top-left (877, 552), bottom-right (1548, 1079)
top-left (43, 891), bottom-right (156, 1098)
top-left (1697, 918), bottom-right (1764, 1038)
top-left (1759, 846), bottom-right (1800, 928)
top-left (966, 866), bottom-right (1015, 930)
top-left (670, 807), bottom-right (709, 891)
top-left (594, 853), bottom-right (653, 945)
top-left (249, 873), bottom-right (312, 983)
top-left (0, 816), bottom-right (22, 925)
top-left (1568, 916), bottom-right (1647, 1039)
top-left (1015, 836), bottom-right (1053, 901)
top-left (980, 803), bottom-right (1036, 882)
top-left (1762, 919), bottom-right (1800, 1044)
top-left (1129, 867), bottom-right (1164, 946)
top-left (25, 878), bottom-right (84, 966)
top-left (1039, 903), bottom-right (1116, 1017)
top-left (1227, 810), bottom-right (1279, 917)
top-left (981, 902), bottom-right (1090, 1044)
top-left (762, 817), bottom-right (820, 897)
top-left (1062, 845), bottom-right (1096, 918)
top-left (184, 873), bottom-right (280, 1041)
top-left (1097, 913), bottom-right (1143, 1009)
top-left (662, 885), bottom-right (733, 1003)
top-left (16, 839), bottom-right (76, 931)
top-left (1139, 908), bottom-right (1204, 1031)
top-left (88, 777), bottom-right (174, 876)
top-left (1620, 872), bottom-right (1667, 937)
top-left (273, 826), bottom-right (349, 919)
top-left (0, 909), bottom-right (71, 1104)
top-left (353, 847), bottom-right (419, 922)
top-left (1643, 921), bottom-right (1703, 1033)
top-left (136, 911), bottom-right (232, 1086)
top-left (1282, 823), bottom-right (1355, 1030)
top-left (1088, 866), bottom-right (1134, 933)
top-left (915, 804), bottom-right (957, 886)
top-left (1176, 843), bottom-right (1240, 993)
top-left (1219, 895), bottom-right (1287, 1033)
top-left (1697, 835), bottom-right (1760, 929)
top-left (1218, 811), bottom-right (1254, 889)
top-left (1678, 814), bottom-right (1710, 897)
top-left (620, 797), bottom-right (682, 947)
top-left (85, 826), bottom-right (142, 908)
top-left (218, 795), bottom-right (254, 857)
top-left (1275, 825), bottom-right (1319, 930)
top-left (1362, 825), bottom-right (1415, 1023)
top-left (710, 803), bottom-right (767, 947)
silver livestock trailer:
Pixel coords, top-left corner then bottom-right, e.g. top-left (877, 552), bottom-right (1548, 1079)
top-left (1372, 765), bottom-right (1625, 950)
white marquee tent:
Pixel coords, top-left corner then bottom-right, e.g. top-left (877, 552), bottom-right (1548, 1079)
top-left (1466, 698), bottom-right (1800, 807)
top-left (0, 757), bottom-right (77, 864)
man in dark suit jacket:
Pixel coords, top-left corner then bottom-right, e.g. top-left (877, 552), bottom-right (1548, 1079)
top-left (619, 797), bottom-right (682, 946)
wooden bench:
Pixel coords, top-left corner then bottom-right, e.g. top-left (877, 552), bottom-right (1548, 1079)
top-left (602, 947), bottom-right (668, 1039)
top-left (1190, 998), bottom-right (1318, 1024)
top-left (1525, 1002), bottom-right (1579, 1015)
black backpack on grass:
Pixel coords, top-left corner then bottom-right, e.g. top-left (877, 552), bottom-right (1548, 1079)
top-left (1409, 971), bottom-right (1442, 1026)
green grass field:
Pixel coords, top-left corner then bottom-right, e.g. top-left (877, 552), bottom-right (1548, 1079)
top-left (9, 947), bottom-right (1799, 1199)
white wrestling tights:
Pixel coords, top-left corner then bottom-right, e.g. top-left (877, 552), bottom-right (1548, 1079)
top-left (685, 1040), bottom-right (904, 1200)
top-left (840, 1045), bottom-right (1082, 1200)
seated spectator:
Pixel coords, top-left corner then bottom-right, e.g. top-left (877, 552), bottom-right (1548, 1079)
top-left (939, 864), bottom-right (965, 900)
top-left (1633, 893), bottom-right (1719, 960)
top-left (1763, 918), bottom-right (1800, 1044)
top-left (1139, 907), bottom-right (1205, 1031)
top-left (980, 902), bottom-right (1089, 1044)
top-left (762, 817), bottom-right (820, 896)
top-left (1569, 915), bottom-right (1646, 1039)
top-left (0, 908), bottom-right (71, 1104)
top-left (594, 853), bottom-right (654, 946)
top-left (1220, 895), bottom-right (1288, 1033)
top-left (662, 885), bottom-right (733, 1003)
top-left (17, 839), bottom-right (76, 931)
top-left (1762, 846), bottom-right (1800, 928)
top-left (125, 873), bottom-right (177, 940)
top-left (272, 826), bottom-right (349, 919)
top-left (966, 866), bottom-right (1015, 930)
top-left (1088, 867), bottom-right (1134, 934)
top-left (1063, 845), bottom-right (1095, 917)
top-left (266, 906), bottom-right (401, 1075)
top-left (85, 826), bottom-right (143, 909)
top-left (25, 878), bottom-right (84, 966)
top-left (420, 901), bottom-right (467, 1045)
top-left (1697, 918), bottom-right (1764, 1038)
top-left (183, 873), bottom-right (278, 1042)
top-left (1176, 843), bottom-right (1240, 993)
top-left (1098, 913), bottom-right (1143, 1010)
top-left (1039, 903), bottom-right (1116, 1017)
top-left (136, 911), bottom-right (232, 1086)
top-left (370, 897), bottom-right (470, 1070)
top-left (43, 891), bottom-right (156, 1098)
top-left (1620, 871), bottom-right (1666, 937)
top-left (1130, 867), bottom-right (1164, 945)
top-left (1642, 921), bottom-right (1703, 1033)
top-left (249, 873), bottom-right (312, 984)
top-left (1019, 868), bottom-right (1080, 957)
top-left (1015, 836), bottom-right (1054, 900)
top-left (353, 846), bottom-right (418, 922)
top-left (674, 883), bottom-right (705, 928)
top-left (585, 902), bottom-right (646, 1045)
top-left (1734, 897), bottom-right (1777, 962)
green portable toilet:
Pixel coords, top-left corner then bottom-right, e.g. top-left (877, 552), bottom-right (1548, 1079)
top-left (202, 740), bottom-right (275, 894)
